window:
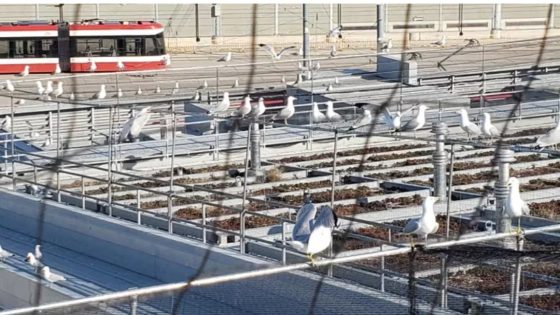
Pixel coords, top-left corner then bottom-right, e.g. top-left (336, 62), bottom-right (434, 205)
top-left (0, 40), bottom-right (8, 58)
top-left (72, 38), bottom-right (117, 57)
top-left (145, 33), bottom-right (165, 56)
top-left (12, 40), bottom-right (35, 58)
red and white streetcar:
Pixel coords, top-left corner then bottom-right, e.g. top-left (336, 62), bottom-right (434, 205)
top-left (0, 20), bottom-right (169, 74)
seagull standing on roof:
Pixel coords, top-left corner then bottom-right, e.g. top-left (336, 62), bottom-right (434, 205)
top-left (217, 52), bottom-right (232, 62)
top-left (15, 99), bottom-right (25, 105)
top-left (379, 38), bottom-right (393, 52)
top-left (18, 65), bottom-right (30, 77)
top-left (135, 86), bottom-right (143, 96)
top-left (0, 244), bottom-right (13, 262)
top-left (36, 81), bottom-right (45, 96)
top-left (311, 102), bottom-right (326, 123)
top-left (271, 96), bottom-right (296, 125)
top-left (237, 95), bottom-right (252, 118)
top-left (506, 177), bottom-right (531, 233)
top-left (1, 116), bottom-right (12, 131)
top-left (481, 112), bottom-right (500, 143)
top-left (258, 44), bottom-right (296, 61)
top-left (53, 81), bottom-right (63, 99)
top-left (402, 196), bottom-right (439, 244)
top-left (536, 120), bottom-right (560, 150)
top-left (329, 45), bottom-right (337, 58)
top-left (401, 104), bottom-right (428, 136)
top-left (172, 81), bottom-right (180, 95)
top-left (457, 108), bottom-right (481, 140)
top-left (432, 35), bottom-right (447, 47)
top-left (40, 266), bottom-right (66, 283)
top-left (93, 84), bottom-right (106, 100)
top-left (212, 92), bottom-right (230, 114)
top-left (5, 80), bottom-right (15, 93)
top-left (24, 252), bottom-right (43, 272)
top-left (155, 85), bottom-right (161, 94)
top-left (119, 107), bottom-right (152, 142)
top-left (232, 79), bottom-right (239, 88)
top-left (348, 109), bottom-right (372, 131)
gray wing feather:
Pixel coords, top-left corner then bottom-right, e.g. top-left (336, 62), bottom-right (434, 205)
top-left (402, 218), bottom-right (421, 234)
top-left (382, 108), bottom-right (393, 126)
top-left (311, 206), bottom-right (336, 231)
top-left (401, 118), bottom-right (419, 131)
top-left (293, 203), bottom-right (317, 242)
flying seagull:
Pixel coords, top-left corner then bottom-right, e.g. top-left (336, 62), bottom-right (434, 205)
top-left (536, 119), bottom-right (560, 150)
top-left (383, 106), bottom-right (417, 131)
top-left (119, 107), bottom-right (152, 142)
top-left (258, 44), bottom-right (296, 61)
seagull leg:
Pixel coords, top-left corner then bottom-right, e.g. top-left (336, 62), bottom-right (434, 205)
top-left (307, 253), bottom-right (316, 266)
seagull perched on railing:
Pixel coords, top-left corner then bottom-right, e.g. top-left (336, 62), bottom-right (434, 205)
top-left (1, 116), bottom-right (11, 131)
top-left (506, 177), bottom-right (531, 234)
top-left (5, 80), bottom-right (15, 93)
top-left (237, 95), bottom-right (252, 118)
top-left (311, 102), bottom-right (326, 123)
top-left (43, 81), bottom-right (53, 97)
top-left (212, 92), bottom-right (230, 114)
top-left (536, 119), bottom-right (560, 150)
top-left (53, 81), bottom-right (63, 99)
top-left (457, 108), bottom-right (481, 140)
top-left (325, 101), bottom-right (343, 123)
top-left (119, 107), bottom-right (152, 142)
top-left (36, 81), bottom-right (45, 96)
top-left (270, 96), bottom-right (296, 124)
top-left (379, 38), bottom-right (393, 52)
top-left (401, 104), bottom-right (428, 136)
top-left (402, 196), bottom-right (439, 245)
top-left (481, 112), bottom-right (500, 143)
top-left (348, 109), bottom-right (372, 131)
top-left (52, 64), bottom-right (61, 75)
top-left (258, 44), bottom-right (296, 61)
top-left (290, 200), bottom-right (338, 264)
top-left (88, 59), bottom-right (97, 72)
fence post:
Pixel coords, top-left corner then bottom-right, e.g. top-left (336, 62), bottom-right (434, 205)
top-left (81, 175), bottom-right (85, 210)
top-left (137, 189), bottom-right (141, 225)
top-left (167, 195), bottom-right (173, 234)
top-left (202, 204), bottom-right (207, 243)
top-left (493, 147), bottom-right (516, 234)
top-left (431, 122), bottom-right (448, 200)
top-left (281, 221), bottom-right (286, 265)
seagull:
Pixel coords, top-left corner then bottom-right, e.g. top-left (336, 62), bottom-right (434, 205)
top-left (198, 80), bottom-right (208, 90)
top-left (326, 83), bottom-right (333, 92)
top-left (334, 76), bottom-right (340, 85)
top-left (40, 266), bottom-right (66, 283)
top-left (258, 44), bottom-right (296, 61)
top-left (402, 196), bottom-right (439, 244)
top-left (24, 252), bottom-right (43, 272)
top-left (311, 61), bottom-right (320, 72)
top-left (290, 203), bottom-right (338, 264)
top-left (325, 101), bottom-right (343, 123)
top-left (506, 177), bottom-right (531, 233)
top-left (18, 65), bottom-right (30, 77)
top-left (271, 96), bottom-right (296, 124)
top-left (311, 102), bottom-right (326, 123)
top-left (536, 120), bottom-right (560, 150)
top-left (407, 52), bottom-right (423, 61)
top-left (115, 88), bottom-right (123, 98)
top-left (35, 245), bottom-right (43, 260)
top-left (212, 92), bottom-right (230, 113)
top-left (53, 81), bottom-right (63, 98)
top-left (237, 95), bottom-right (252, 118)
top-left (401, 104), bottom-right (428, 136)
top-left (348, 109), bottom-right (372, 131)
top-left (327, 26), bottom-right (342, 39)
top-left (464, 38), bottom-right (480, 47)
top-left (232, 79), bottom-right (239, 88)
top-left (5, 80), bottom-right (14, 93)
top-left (155, 85), bottom-right (161, 94)
top-left (382, 107), bottom-right (412, 131)
top-left (0, 245), bottom-right (13, 262)
top-left (481, 112), bottom-right (500, 142)
top-left (379, 38), bottom-right (393, 52)
top-left (281, 75), bottom-right (286, 84)
top-left (172, 81), bottom-right (180, 94)
top-left (135, 86), bottom-right (143, 95)
top-left (43, 81), bottom-right (53, 96)
top-left (26, 121), bottom-right (39, 139)
top-left (120, 107), bottom-right (152, 142)
top-left (36, 81), bottom-right (44, 96)
top-left (15, 99), bottom-right (25, 105)
top-left (432, 35), bottom-right (447, 47)
top-left (329, 45), bottom-right (337, 58)
top-left (88, 59), bottom-right (97, 72)
top-left (52, 64), bottom-right (61, 75)
top-left (69, 92), bottom-right (75, 101)
top-left (298, 46), bottom-right (304, 56)
top-left (192, 91), bottom-right (201, 101)
top-left (217, 52), bottom-right (232, 62)
top-left (1, 116), bottom-right (11, 131)
top-left (42, 138), bottom-right (52, 147)
top-left (93, 84), bottom-right (107, 100)
top-left (251, 97), bottom-right (266, 120)
top-left (290, 73), bottom-right (303, 85)
top-left (457, 108), bottom-right (481, 140)
top-left (117, 60), bottom-right (125, 71)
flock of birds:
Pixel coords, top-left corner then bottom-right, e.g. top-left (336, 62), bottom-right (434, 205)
top-left (0, 244), bottom-right (66, 283)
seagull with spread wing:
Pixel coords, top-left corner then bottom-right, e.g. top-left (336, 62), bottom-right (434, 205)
top-left (259, 44), bottom-right (296, 61)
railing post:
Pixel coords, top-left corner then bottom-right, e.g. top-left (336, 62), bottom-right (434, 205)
top-left (130, 294), bottom-right (138, 315)
top-left (431, 122), bottom-right (448, 200)
top-left (202, 203), bottom-right (207, 243)
top-left (493, 147), bottom-right (516, 234)
top-left (440, 254), bottom-right (448, 308)
top-left (380, 243), bottom-right (385, 292)
top-left (449, 75), bottom-right (455, 93)
top-left (446, 144), bottom-right (455, 239)
top-left (281, 221), bottom-right (286, 265)
top-left (136, 189), bottom-right (141, 225)
top-left (11, 96), bottom-right (15, 191)
top-left (81, 175), bottom-right (85, 210)
top-left (512, 235), bottom-right (524, 315)
top-left (167, 195), bottom-right (173, 234)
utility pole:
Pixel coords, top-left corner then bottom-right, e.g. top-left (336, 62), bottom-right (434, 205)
top-left (377, 5), bottom-right (385, 52)
top-left (55, 4), bottom-right (64, 22)
top-left (491, 4), bottom-right (502, 39)
top-left (302, 4), bottom-right (310, 79)
top-left (195, 4), bottom-right (200, 42)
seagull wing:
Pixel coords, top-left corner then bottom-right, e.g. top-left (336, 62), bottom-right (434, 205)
top-left (119, 118), bottom-right (134, 142)
top-left (277, 46), bottom-right (296, 58)
top-left (311, 206), bottom-right (337, 231)
top-left (293, 203), bottom-right (317, 243)
top-left (490, 124), bottom-right (501, 137)
top-left (465, 122), bottom-right (482, 135)
top-left (258, 44), bottom-right (277, 58)
top-left (400, 118), bottom-right (419, 131)
top-left (382, 108), bottom-right (395, 126)
top-left (402, 218), bottom-right (421, 234)
top-left (521, 200), bottom-right (531, 216)
top-left (400, 105), bottom-right (418, 117)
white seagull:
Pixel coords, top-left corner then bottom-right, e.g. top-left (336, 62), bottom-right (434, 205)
top-left (40, 266), bottom-right (66, 283)
top-left (311, 102), bottom-right (326, 123)
top-left (117, 60), bottom-right (125, 71)
top-left (198, 80), bottom-right (208, 90)
top-left (24, 252), bottom-right (43, 272)
top-left (5, 80), bottom-right (15, 93)
top-left (432, 35), bottom-right (447, 47)
top-left (15, 99), bottom-right (25, 105)
top-left (135, 86), bottom-right (143, 95)
top-left (0, 245), bottom-right (13, 262)
top-left (213, 92), bottom-right (230, 113)
top-left (536, 120), bottom-right (560, 150)
top-left (115, 88), bottom-right (123, 98)
top-left (402, 196), bottom-right (440, 244)
top-left (120, 107), bottom-right (152, 142)
top-left (290, 201), bottom-right (338, 263)
top-left (53, 81), bottom-right (63, 99)
top-left (401, 104), bottom-right (429, 136)
top-left (232, 79), bottom-right (239, 88)
top-left (457, 108), bottom-right (481, 140)
top-left (18, 65), bottom-right (30, 77)
top-left (382, 106), bottom-right (417, 131)
top-left (325, 101), bottom-right (343, 123)
top-left (155, 85), bottom-right (161, 94)
top-left (481, 112), bottom-right (500, 142)
top-left (271, 96), bottom-right (296, 124)
top-left (217, 52), bottom-right (232, 62)
top-left (1, 116), bottom-right (12, 131)
top-left (69, 92), bottom-right (75, 101)
top-left (172, 81), bottom-right (180, 95)
top-left (237, 95), bottom-right (252, 118)
top-left (88, 59), bottom-right (97, 72)
top-left (329, 45), bottom-right (337, 58)
top-left (52, 64), bottom-right (61, 75)
top-left (93, 84), bottom-right (107, 100)
top-left (348, 109), bottom-right (372, 131)
top-left (281, 75), bottom-right (286, 84)
top-left (43, 81), bottom-right (54, 96)
top-left (379, 38), bottom-right (393, 52)
top-left (506, 177), bottom-right (531, 233)
top-left (327, 26), bottom-right (342, 39)
top-left (251, 97), bottom-right (266, 120)
top-left (258, 44), bottom-right (296, 61)
top-left (36, 81), bottom-right (45, 96)
top-left (35, 245), bottom-right (43, 260)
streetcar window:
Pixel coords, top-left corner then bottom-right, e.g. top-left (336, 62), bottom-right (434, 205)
top-left (37, 39), bottom-right (57, 57)
top-left (11, 40), bottom-right (35, 58)
top-left (0, 40), bottom-right (8, 58)
top-left (145, 34), bottom-right (165, 55)
top-left (73, 38), bottom-right (117, 57)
